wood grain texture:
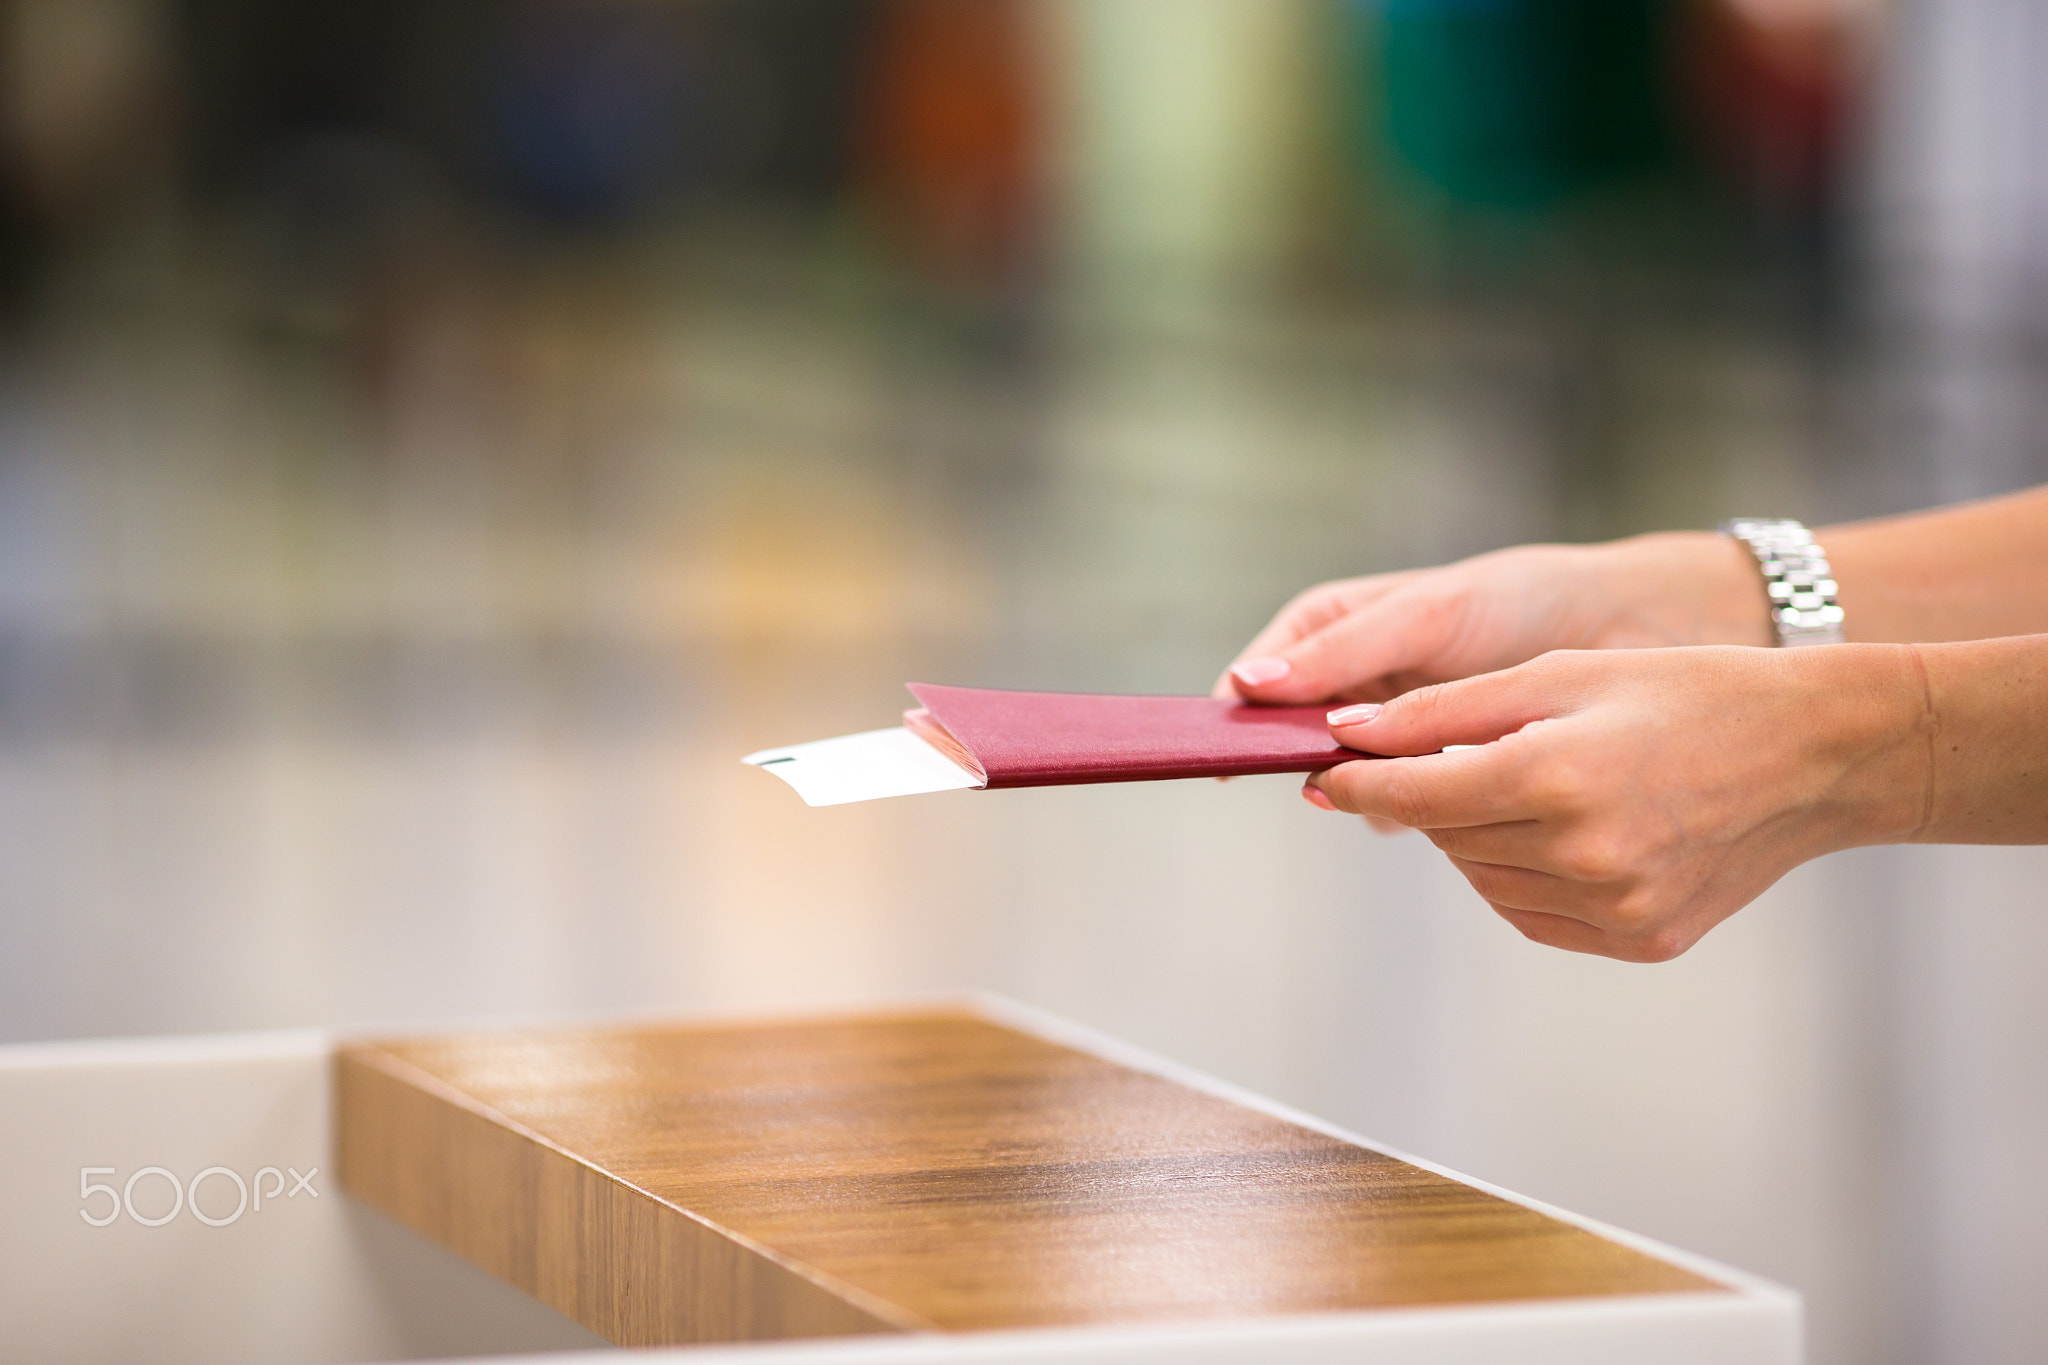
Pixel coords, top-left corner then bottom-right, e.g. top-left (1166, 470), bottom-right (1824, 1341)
top-left (336, 1005), bottom-right (1722, 1347)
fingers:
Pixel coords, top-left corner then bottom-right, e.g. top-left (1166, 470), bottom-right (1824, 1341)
top-left (1306, 659), bottom-right (1587, 827)
top-left (1485, 904), bottom-right (1617, 957)
top-left (1308, 749), bottom-right (1532, 830)
top-left (1215, 582), bottom-right (1360, 699)
top-left (1218, 575), bottom-right (1412, 701)
top-left (1242, 596), bottom-right (1458, 704)
top-left (1327, 657), bottom-right (1579, 757)
top-left (1425, 821), bottom-right (1579, 878)
top-left (1229, 591), bottom-right (1445, 704)
top-left (1454, 856), bottom-right (1651, 960)
top-left (1303, 780), bottom-right (1413, 831)
top-left (1442, 855), bottom-right (1619, 922)
top-left (1449, 851), bottom-right (1710, 963)
top-left (1486, 896), bottom-right (1699, 964)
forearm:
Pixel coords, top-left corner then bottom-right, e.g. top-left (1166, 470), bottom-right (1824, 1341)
top-left (1220, 485), bottom-right (2048, 709)
top-left (1822, 486), bottom-right (2048, 643)
top-left (1912, 634), bottom-right (2048, 844)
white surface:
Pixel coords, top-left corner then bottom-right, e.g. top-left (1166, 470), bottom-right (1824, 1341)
top-left (743, 726), bottom-right (983, 806)
top-left (411, 1297), bottom-right (1791, 1365)
top-left (0, 1010), bottom-right (1802, 1365)
top-left (0, 1031), bottom-right (604, 1365)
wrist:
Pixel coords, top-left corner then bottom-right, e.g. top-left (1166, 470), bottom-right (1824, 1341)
top-left (1905, 636), bottom-right (2048, 843)
top-left (1586, 532), bottom-right (1774, 649)
top-left (1790, 643), bottom-right (1936, 852)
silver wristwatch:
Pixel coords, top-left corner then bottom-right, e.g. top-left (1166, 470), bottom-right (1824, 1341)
top-left (1720, 518), bottom-right (1845, 646)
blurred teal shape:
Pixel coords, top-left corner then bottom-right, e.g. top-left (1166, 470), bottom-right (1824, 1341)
top-left (1359, 0), bottom-right (1672, 209)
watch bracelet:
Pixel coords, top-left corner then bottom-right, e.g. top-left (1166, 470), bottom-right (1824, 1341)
top-left (1720, 517), bottom-right (1846, 647)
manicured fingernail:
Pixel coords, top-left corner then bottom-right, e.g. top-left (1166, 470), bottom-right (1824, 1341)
top-left (1302, 782), bottom-right (1338, 811)
top-left (1231, 657), bottom-right (1291, 687)
top-left (1327, 703), bottom-right (1383, 726)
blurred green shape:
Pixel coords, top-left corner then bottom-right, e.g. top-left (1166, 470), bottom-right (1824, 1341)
top-left (1363, 0), bottom-right (1673, 209)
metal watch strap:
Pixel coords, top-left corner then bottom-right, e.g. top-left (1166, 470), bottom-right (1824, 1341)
top-left (1720, 518), bottom-right (1845, 646)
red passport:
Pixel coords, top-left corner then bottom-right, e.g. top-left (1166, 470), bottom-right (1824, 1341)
top-left (901, 682), bottom-right (1360, 788)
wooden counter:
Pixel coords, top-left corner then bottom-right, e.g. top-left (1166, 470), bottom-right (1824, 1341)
top-left (336, 1003), bottom-right (1724, 1349)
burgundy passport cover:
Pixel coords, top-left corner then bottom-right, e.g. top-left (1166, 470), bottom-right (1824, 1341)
top-left (905, 682), bottom-right (1361, 788)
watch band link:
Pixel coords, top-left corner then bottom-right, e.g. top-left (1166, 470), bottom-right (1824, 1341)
top-left (1720, 518), bottom-right (1846, 647)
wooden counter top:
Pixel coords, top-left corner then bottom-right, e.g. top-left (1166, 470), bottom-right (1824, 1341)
top-left (336, 1004), bottom-right (1722, 1347)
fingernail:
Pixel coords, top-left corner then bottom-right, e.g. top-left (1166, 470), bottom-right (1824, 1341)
top-left (1231, 657), bottom-right (1291, 688)
top-left (1327, 703), bottom-right (1383, 726)
top-left (1302, 782), bottom-right (1338, 811)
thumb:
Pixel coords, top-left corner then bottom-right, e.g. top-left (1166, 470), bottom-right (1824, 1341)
top-left (1229, 590), bottom-right (1458, 704)
top-left (1326, 658), bottom-right (1573, 756)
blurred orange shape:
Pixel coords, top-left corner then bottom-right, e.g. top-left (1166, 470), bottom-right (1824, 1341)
top-left (858, 0), bottom-right (1044, 286)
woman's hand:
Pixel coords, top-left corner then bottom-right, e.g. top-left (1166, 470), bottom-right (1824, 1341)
top-left (1215, 533), bottom-right (1771, 706)
top-left (1302, 645), bottom-right (1933, 961)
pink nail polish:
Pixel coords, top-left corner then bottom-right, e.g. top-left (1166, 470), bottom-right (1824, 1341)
top-left (1302, 783), bottom-right (1338, 811)
top-left (1327, 703), bottom-right (1383, 726)
top-left (1231, 657), bottom-right (1291, 687)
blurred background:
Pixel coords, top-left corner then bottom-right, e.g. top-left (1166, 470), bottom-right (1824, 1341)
top-left (0, 0), bottom-right (2044, 1361)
